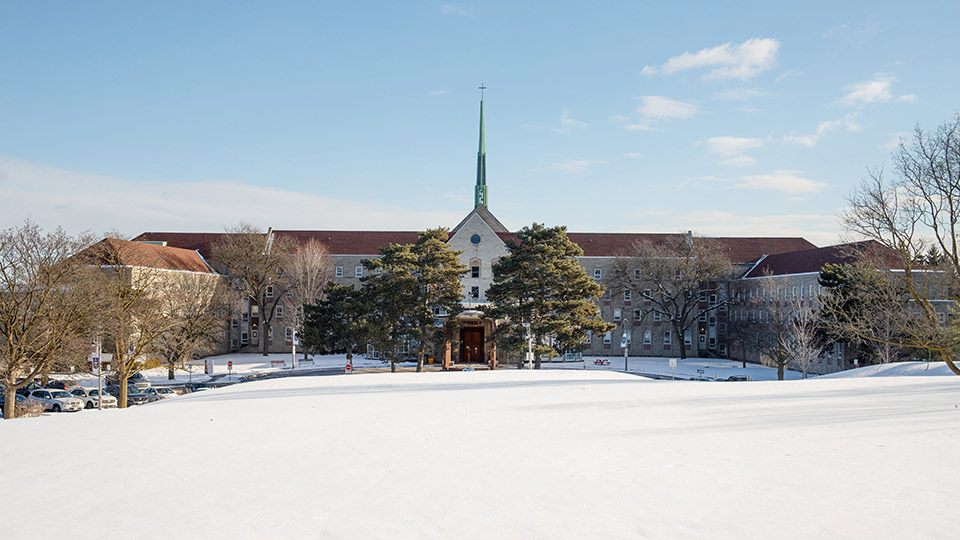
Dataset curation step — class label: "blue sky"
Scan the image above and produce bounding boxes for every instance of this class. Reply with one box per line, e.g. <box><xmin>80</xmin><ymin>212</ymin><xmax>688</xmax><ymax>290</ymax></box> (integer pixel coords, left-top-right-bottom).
<box><xmin>2</xmin><ymin>1</ymin><xmax>958</xmax><ymax>246</ymax></box>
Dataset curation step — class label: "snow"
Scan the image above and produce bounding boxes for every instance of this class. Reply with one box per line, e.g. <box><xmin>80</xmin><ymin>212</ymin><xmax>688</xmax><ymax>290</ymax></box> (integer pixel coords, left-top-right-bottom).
<box><xmin>561</xmin><ymin>355</ymin><xmax>802</xmax><ymax>381</ymax></box>
<box><xmin>2</xmin><ymin>369</ymin><xmax>958</xmax><ymax>539</ymax></box>
<box><xmin>819</xmin><ymin>360</ymin><xmax>958</xmax><ymax>378</ymax></box>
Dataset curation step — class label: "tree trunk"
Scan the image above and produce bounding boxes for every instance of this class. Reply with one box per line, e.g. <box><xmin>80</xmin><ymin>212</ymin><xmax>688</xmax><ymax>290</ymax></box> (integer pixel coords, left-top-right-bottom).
<box><xmin>119</xmin><ymin>378</ymin><xmax>129</xmax><ymax>408</ymax></box>
<box><xmin>261</xmin><ymin>322</ymin><xmax>270</xmax><ymax>356</ymax></box>
<box><xmin>391</xmin><ymin>359</ymin><xmax>397</xmax><ymax>373</ymax></box>
<box><xmin>168</xmin><ymin>363</ymin><xmax>175</xmax><ymax>380</ymax></box>
<box><xmin>3</xmin><ymin>383</ymin><xmax>15</xmax><ymax>420</ymax></box>
<box><xmin>777</xmin><ymin>363</ymin><xmax>785</xmax><ymax>381</ymax></box>
<box><xmin>416</xmin><ymin>351</ymin><xmax>424</xmax><ymax>373</ymax></box>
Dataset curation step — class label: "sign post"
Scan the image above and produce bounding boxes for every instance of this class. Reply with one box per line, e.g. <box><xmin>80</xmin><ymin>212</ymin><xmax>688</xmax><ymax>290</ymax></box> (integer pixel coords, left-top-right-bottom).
<box><xmin>669</xmin><ymin>357</ymin><xmax>677</xmax><ymax>380</ymax></box>
<box><xmin>620</xmin><ymin>332</ymin><xmax>629</xmax><ymax>371</ymax></box>
<box><xmin>228</xmin><ymin>360</ymin><xmax>233</xmax><ymax>380</ymax></box>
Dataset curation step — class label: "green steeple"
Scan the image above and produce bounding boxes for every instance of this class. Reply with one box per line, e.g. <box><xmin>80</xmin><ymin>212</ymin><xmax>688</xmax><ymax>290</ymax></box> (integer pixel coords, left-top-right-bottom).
<box><xmin>475</xmin><ymin>84</ymin><xmax>488</xmax><ymax>208</ymax></box>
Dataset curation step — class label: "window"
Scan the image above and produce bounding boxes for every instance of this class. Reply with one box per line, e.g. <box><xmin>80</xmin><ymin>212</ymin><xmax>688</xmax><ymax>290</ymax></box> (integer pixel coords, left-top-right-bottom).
<box><xmin>375</xmin><ymin>267</ymin><xmax>382</xmax><ymax>275</ymax></box>
<box><xmin>663</xmin><ymin>330</ymin><xmax>672</xmax><ymax>345</ymax></box>
<box><xmin>653</xmin><ymin>311</ymin><xmax>662</xmax><ymax>322</ymax></box>
<box><xmin>285</xmin><ymin>327</ymin><xmax>293</xmax><ymax>339</ymax></box>
<box><xmin>266</xmin><ymin>286</ymin><xmax>274</xmax><ymax>299</ymax></box>
<box><xmin>698</xmin><ymin>310</ymin><xmax>707</xmax><ymax>322</ymax></box>
<box><xmin>643</xmin><ymin>289</ymin><xmax>651</xmax><ymax>299</ymax></box>
<box><xmin>674</xmin><ymin>269</ymin><xmax>682</xmax><ymax>281</ymax></box>
<box><xmin>709</xmin><ymin>316</ymin><xmax>716</xmax><ymax>327</ymax></box>
<box><xmin>792</xmin><ymin>286</ymin><xmax>797</xmax><ymax>298</ymax></box>
<box><xmin>470</xmin><ymin>286</ymin><xmax>480</xmax><ymax>299</ymax></box>
<box><xmin>613</xmin><ymin>309</ymin><xmax>622</xmax><ymax>322</ymax></box>
<box><xmin>241</xmin><ymin>312</ymin><xmax>249</xmax><ymax>323</ymax></box>
<box><xmin>603</xmin><ymin>331</ymin><xmax>612</xmax><ymax>344</ymax></box>
<box><xmin>708</xmin><ymin>294</ymin><xmax>717</xmax><ymax>306</ymax></box>
<box><xmin>634</xmin><ymin>308</ymin><xmax>642</xmax><ymax>321</ymax></box>
<box><xmin>718</xmin><ymin>322</ymin><xmax>726</xmax><ymax>335</ymax></box>
<box><xmin>335</xmin><ymin>265</ymin><xmax>343</xmax><ymax>278</ymax></box>
<box><xmin>624</xmin><ymin>290</ymin><xmax>632</xmax><ymax>302</ymax></box>
<box><xmin>643</xmin><ymin>330</ymin><xmax>652</xmax><ymax>344</ymax></box>
<box><xmin>708</xmin><ymin>337</ymin><xmax>716</xmax><ymax>349</ymax></box>
<box><xmin>634</xmin><ymin>269</ymin><xmax>642</xmax><ymax>279</ymax></box>
<box><xmin>603</xmin><ymin>289</ymin><xmax>611</xmax><ymax>301</ymax></box>
<box><xmin>471</xmin><ymin>265</ymin><xmax>480</xmax><ymax>278</ymax></box>
<box><xmin>594</xmin><ymin>268</ymin><xmax>602</xmax><ymax>280</ymax></box>
<box><xmin>585</xmin><ymin>330</ymin><xmax>592</xmax><ymax>342</ymax></box>
<box><xmin>251</xmin><ymin>305</ymin><xmax>259</xmax><ymax>316</ymax></box>
<box><xmin>684</xmin><ymin>333</ymin><xmax>692</xmax><ymax>345</ymax></box>
<box><xmin>252</xmin><ymin>329</ymin><xmax>258</xmax><ymax>340</ymax></box>
<box><xmin>231</xmin><ymin>318</ymin><xmax>238</xmax><ymax>328</ymax></box>
<box><xmin>275</xmin><ymin>305</ymin><xmax>283</xmax><ymax>319</ymax></box>
<box><xmin>241</xmin><ymin>332</ymin><xmax>248</xmax><ymax>345</ymax></box>
<box><xmin>355</xmin><ymin>266</ymin><xmax>364</xmax><ymax>278</ymax></box>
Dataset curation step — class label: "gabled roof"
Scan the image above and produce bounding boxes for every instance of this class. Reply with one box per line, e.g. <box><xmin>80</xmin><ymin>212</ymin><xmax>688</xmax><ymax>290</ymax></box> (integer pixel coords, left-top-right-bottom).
<box><xmin>742</xmin><ymin>240</ymin><xmax>896</xmax><ymax>278</ymax></box>
<box><xmin>451</xmin><ymin>205</ymin><xmax>510</xmax><ymax>234</ymax></box>
<box><xmin>84</xmin><ymin>238</ymin><xmax>216</xmax><ymax>273</ymax></box>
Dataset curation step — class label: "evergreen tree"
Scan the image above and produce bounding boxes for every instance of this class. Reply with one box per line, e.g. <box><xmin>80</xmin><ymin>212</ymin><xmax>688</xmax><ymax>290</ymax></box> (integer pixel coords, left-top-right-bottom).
<box><xmin>362</xmin><ymin>243</ymin><xmax>419</xmax><ymax>372</ymax></box>
<box><xmin>301</xmin><ymin>283</ymin><xmax>369</xmax><ymax>363</ymax></box>
<box><xmin>485</xmin><ymin>223</ymin><xmax>614</xmax><ymax>368</ymax></box>
<box><xmin>409</xmin><ymin>229</ymin><xmax>466</xmax><ymax>372</ymax></box>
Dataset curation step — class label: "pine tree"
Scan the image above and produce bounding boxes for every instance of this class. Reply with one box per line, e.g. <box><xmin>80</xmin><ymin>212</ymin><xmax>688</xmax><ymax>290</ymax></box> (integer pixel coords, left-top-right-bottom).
<box><xmin>485</xmin><ymin>223</ymin><xmax>614</xmax><ymax>368</ymax></box>
<box><xmin>409</xmin><ymin>229</ymin><xmax>466</xmax><ymax>372</ymax></box>
<box><xmin>301</xmin><ymin>283</ymin><xmax>369</xmax><ymax>363</ymax></box>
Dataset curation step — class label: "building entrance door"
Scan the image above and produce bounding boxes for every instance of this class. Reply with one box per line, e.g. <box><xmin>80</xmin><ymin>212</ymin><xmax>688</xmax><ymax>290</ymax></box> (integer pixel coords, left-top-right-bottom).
<box><xmin>460</xmin><ymin>327</ymin><xmax>485</xmax><ymax>364</ymax></box>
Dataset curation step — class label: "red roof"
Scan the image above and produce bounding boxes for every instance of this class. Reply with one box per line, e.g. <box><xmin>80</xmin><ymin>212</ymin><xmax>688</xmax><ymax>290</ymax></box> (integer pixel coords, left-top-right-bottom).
<box><xmin>136</xmin><ymin>230</ymin><xmax>814</xmax><ymax>264</ymax></box>
<box><xmin>84</xmin><ymin>238</ymin><xmax>215</xmax><ymax>273</ymax></box>
<box><xmin>743</xmin><ymin>240</ymin><xmax>896</xmax><ymax>278</ymax></box>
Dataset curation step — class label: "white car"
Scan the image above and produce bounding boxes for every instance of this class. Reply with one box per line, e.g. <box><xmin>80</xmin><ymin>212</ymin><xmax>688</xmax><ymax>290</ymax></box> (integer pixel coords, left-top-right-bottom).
<box><xmin>143</xmin><ymin>387</ymin><xmax>178</xmax><ymax>402</ymax></box>
<box><xmin>69</xmin><ymin>387</ymin><xmax>118</xmax><ymax>409</ymax></box>
<box><xmin>27</xmin><ymin>389</ymin><xmax>84</xmax><ymax>413</ymax></box>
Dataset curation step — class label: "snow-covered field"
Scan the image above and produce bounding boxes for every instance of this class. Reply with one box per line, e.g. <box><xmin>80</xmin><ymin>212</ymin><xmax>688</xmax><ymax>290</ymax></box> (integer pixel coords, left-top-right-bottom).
<box><xmin>2</xmin><ymin>368</ymin><xmax>958</xmax><ymax>539</ymax></box>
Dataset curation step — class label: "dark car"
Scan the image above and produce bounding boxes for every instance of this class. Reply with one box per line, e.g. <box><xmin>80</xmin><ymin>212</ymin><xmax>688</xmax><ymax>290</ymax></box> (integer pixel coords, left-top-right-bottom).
<box><xmin>185</xmin><ymin>382</ymin><xmax>211</xmax><ymax>393</ymax></box>
<box><xmin>105</xmin><ymin>385</ymin><xmax>149</xmax><ymax>406</ymax></box>
<box><xmin>106</xmin><ymin>372</ymin><xmax>151</xmax><ymax>391</ymax></box>
<box><xmin>45</xmin><ymin>380</ymin><xmax>77</xmax><ymax>390</ymax></box>
<box><xmin>16</xmin><ymin>381</ymin><xmax>43</xmax><ymax>397</ymax></box>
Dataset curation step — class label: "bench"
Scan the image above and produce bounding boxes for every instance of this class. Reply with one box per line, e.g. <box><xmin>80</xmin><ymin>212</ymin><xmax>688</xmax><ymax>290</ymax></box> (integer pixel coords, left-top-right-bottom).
<box><xmin>270</xmin><ymin>360</ymin><xmax>285</xmax><ymax>368</ymax></box>
<box><xmin>594</xmin><ymin>358</ymin><xmax>610</xmax><ymax>366</ymax></box>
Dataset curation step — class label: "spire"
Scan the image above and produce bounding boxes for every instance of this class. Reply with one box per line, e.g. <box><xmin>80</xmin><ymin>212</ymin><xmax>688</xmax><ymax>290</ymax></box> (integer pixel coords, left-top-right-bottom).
<box><xmin>475</xmin><ymin>84</ymin><xmax>488</xmax><ymax>208</ymax></box>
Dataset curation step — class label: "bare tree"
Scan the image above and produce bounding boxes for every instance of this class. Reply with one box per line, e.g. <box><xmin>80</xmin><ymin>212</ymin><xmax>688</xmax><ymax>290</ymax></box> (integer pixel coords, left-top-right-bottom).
<box><xmin>210</xmin><ymin>224</ymin><xmax>296</xmax><ymax>356</ymax></box>
<box><xmin>87</xmin><ymin>238</ymin><xmax>172</xmax><ymax>408</ymax></box>
<box><xmin>153</xmin><ymin>272</ymin><xmax>236</xmax><ymax>379</ymax></box>
<box><xmin>0</xmin><ymin>222</ymin><xmax>94</xmax><ymax>420</ymax></box>
<box><xmin>738</xmin><ymin>274</ymin><xmax>798</xmax><ymax>380</ymax></box>
<box><xmin>784</xmin><ymin>308</ymin><xmax>826</xmax><ymax>379</ymax></box>
<box><xmin>609</xmin><ymin>234</ymin><xmax>733</xmax><ymax>359</ymax></box>
<box><xmin>843</xmin><ymin>114</ymin><xmax>960</xmax><ymax>375</ymax></box>
<box><xmin>287</xmin><ymin>239</ymin><xmax>333</xmax><ymax>361</ymax></box>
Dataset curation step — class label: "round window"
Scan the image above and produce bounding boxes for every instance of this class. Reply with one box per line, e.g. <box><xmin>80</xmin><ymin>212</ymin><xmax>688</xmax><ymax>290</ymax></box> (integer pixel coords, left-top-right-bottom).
<box><xmin>470</xmin><ymin>234</ymin><xmax>481</xmax><ymax>245</ymax></box>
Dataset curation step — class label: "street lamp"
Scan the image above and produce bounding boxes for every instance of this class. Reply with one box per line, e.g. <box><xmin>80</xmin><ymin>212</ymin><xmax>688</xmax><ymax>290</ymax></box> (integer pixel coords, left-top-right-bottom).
<box><xmin>523</xmin><ymin>321</ymin><xmax>533</xmax><ymax>370</ymax></box>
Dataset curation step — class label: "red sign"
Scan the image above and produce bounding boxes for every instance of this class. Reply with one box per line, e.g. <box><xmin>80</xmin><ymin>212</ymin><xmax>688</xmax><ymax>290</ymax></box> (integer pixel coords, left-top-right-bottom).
<box><xmin>345</xmin><ymin>363</ymin><xmax>352</xmax><ymax>373</ymax></box>
<box><xmin>228</xmin><ymin>361</ymin><xmax>233</xmax><ymax>368</ymax></box>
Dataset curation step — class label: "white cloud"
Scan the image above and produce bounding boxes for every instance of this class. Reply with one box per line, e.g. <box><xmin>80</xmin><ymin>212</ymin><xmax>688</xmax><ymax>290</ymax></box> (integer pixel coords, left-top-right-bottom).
<box><xmin>639</xmin><ymin>65</ymin><xmax>657</xmax><ymax>77</ymax></box>
<box><xmin>534</xmin><ymin>158</ymin><xmax>603</xmax><ymax>174</ymax></box>
<box><xmin>737</xmin><ymin>170</ymin><xmax>827</xmax><ymax>194</ymax></box>
<box><xmin>440</xmin><ymin>4</ymin><xmax>480</xmax><ymax>16</ymax></box>
<box><xmin>428</xmin><ymin>89</ymin><xmax>450</xmax><ymax>96</ymax></box>
<box><xmin>839</xmin><ymin>74</ymin><xmax>914</xmax><ymax>106</ymax></box>
<box><xmin>0</xmin><ymin>157</ymin><xmax>465</xmax><ymax>236</ymax></box>
<box><xmin>702</xmin><ymin>136</ymin><xmax>765</xmax><ymax>167</ymax></box>
<box><xmin>783</xmin><ymin>113</ymin><xmax>861</xmax><ymax>147</ymax></box>
<box><xmin>623</xmin><ymin>96</ymin><xmax>699</xmax><ymax>131</ymax></box>
<box><xmin>623</xmin><ymin>152</ymin><xmax>643</xmax><ymax>159</ymax></box>
<box><xmin>556</xmin><ymin>109</ymin><xmax>587</xmax><ymax>133</ymax></box>
<box><xmin>659</xmin><ymin>38</ymin><xmax>780</xmax><ymax>80</ymax></box>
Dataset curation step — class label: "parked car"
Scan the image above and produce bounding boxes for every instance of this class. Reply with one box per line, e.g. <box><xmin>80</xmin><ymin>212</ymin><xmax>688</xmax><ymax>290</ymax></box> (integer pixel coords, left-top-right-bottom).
<box><xmin>104</xmin><ymin>385</ymin><xmax>149</xmax><ymax>406</ymax></box>
<box><xmin>69</xmin><ymin>387</ymin><xmax>118</xmax><ymax>409</ymax></box>
<box><xmin>27</xmin><ymin>389</ymin><xmax>84</xmax><ymax>412</ymax></box>
<box><xmin>16</xmin><ymin>381</ymin><xmax>44</xmax><ymax>397</ymax></box>
<box><xmin>106</xmin><ymin>372</ymin><xmax>151</xmax><ymax>391</ymax></box>
<box><xmin>185</xmin><ymin>382</ymin><xmax>211</xmax><ymax>393</ymax></box>
<box><xmin>45</xmin><ymin>380</ymin><xmax>78</xmax><ymax>390</ymax></box>
<box><xmin>143</xmin><ymin>387</ymin><xmax>178</xmax><ymax>402</ymax></box>
<box><xmin>725</xmin><ymin>375</ymin><xmax>751</xmax><ymax>382</ymax></box>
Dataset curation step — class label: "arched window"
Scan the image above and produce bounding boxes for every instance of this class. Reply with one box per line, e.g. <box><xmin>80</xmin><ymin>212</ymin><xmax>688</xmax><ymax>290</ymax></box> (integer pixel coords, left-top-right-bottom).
<box><xmin>470</xmin><ymin>258</ymin><xmax>481</xmax><ymax>278</ymax></box>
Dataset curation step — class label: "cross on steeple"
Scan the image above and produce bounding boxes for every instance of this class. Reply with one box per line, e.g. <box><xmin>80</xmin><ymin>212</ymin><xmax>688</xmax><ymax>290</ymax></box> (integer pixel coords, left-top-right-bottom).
<box><xmin>479</xmin><ymin>83</ymin><xmax>486</xmax><ymax>100</ymax></box>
